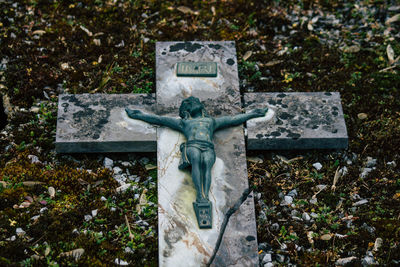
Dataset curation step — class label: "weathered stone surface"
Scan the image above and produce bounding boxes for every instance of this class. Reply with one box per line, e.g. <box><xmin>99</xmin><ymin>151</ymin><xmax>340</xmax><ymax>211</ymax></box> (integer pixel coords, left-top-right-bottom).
<box><xmin>56</xmin><ymin>94</ymin><xmax>157</xmax><ymax>153</ymax></box>
<box><xmin>244</xmin><ymin>92</ymin><xmax>348</xmax><ymax>150</ymax></box>
<box><xmin>156</xmin><ymin>41</ymin><xmax>258</xmax><ymax>266</ymax></box>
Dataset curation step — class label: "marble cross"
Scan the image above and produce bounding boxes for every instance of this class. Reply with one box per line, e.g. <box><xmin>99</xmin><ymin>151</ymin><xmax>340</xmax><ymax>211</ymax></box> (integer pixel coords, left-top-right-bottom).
<box><xmin>56</xmin><ymin>41</ymin><xmax>347</xmax><ymax>266</ymax></box>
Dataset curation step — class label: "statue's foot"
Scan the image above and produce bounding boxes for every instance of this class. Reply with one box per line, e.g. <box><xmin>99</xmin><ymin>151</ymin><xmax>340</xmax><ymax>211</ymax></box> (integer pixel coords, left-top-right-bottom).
<box><xmin>196</xmin><ymin>196</ymin><xmax>209</xmax><ymax>203</ymax></box>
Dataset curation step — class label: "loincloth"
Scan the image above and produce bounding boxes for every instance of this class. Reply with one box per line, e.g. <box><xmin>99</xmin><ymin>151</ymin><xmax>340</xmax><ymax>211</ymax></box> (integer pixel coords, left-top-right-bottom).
<box><xmin>178</xmin><ymin>140</ymin><xmax>214</xmax><ymax>170</ymax></box>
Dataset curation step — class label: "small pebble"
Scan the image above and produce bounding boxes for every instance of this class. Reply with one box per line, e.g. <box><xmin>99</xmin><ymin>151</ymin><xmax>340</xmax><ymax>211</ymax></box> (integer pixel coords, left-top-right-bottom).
<box><xmin>339</xmin><ymin>166</ymin><xmax>348</xmax><ymax>176</ymax></box>
<box><xmin>125</xmin><ymin>247</ymin><xmax>134</xmax><ymax>253</ymax></box>
<box><xmin>336</xmin><ymin>256</ymin><xmax>357</xmax><ymax>265</ymax></box>
<box><xmin>360</xmin><ymin>167</ymin><xmax>373</xmax><ymax>179</ymax></box>
<box><xmin>280</xmin><ymin>196</ymin><xmax>293</xmax><ymax>205</ymax></box>
<box><xmin>114</xmin><ymin>258</ymin><xmax>129</xmax><ymax>266</ymax></box>
<box><xmin>40</xmin><ymin>207</ymin><xmax>48</xmax><ymax>213</ymax></box>
<box><xmin>353</xmin><ymin>199</ymin><xmax>368</xmax><ymax>206</ymax></box>
<box><xmin>313</xmin><ymin>162</ymin><xmax>322</xmax><ymax>170</ymax></box>
<box><xmin>287</xmin><ymin>189</ymin><xmax>298</xmax><ymax>198</ymax></box>
<box><xmin>116</xmin><ymin>183</ymin><xmax>134</xmax><ymax>193</ymax></box>
<box><xmin>16</xmin><ymin>228</ymin><xmax>26</xmax><ymax>236</ymax></box>
<box><xmin>262</xmin><ymin>253</ymin><xmax>272</xmax><ymax>263</ymax></box>
<box><xmin>84</xmin><ymin>215</ymin><xmax>92</xmax><ymax>221</ymax></box>
<box><xmin>302</xmin><ymin>212</ymin><xmax>311</xmax><ymax>221</ymax></box>
<box><xmin>361</xmin><ymin>223</ymin><xmax>375</xmax><ymax>234</ymax></box>
<box><xmin>100</xmin><ymin>196</ymin><xmax>107</xmax><ymax>201</ymax></box>
<box><xmin>366</xmin><ymin>157</ymin><xmax>377</xmax><ymax>168</ymax></box>
<box><xmin>270</xmin><ymin>223</ymin><xmax>279</xmax><ymax>231</ymax></box>
<box><xmin>310</xmin><ymin>198</ymin><xmax>318</xmax><ymax>204</ymax></box>
<box><xmin>113</xmin><ymin>166</ymin><xmax>123</xmax><ymax>175</ymax></box>
<box><xmin>91</xmin><ymin>209</ymin><xmax>98</xmax><ymax>217</ymax></box>
<box><xmin>373</xmin><ymin>237</ymin><xmax>383</xmax><ymax>251</ymax></box>
<box><xmin>361</xmin><ymin>253</ymin><xmax>376</xmax><ymax>266</ymax></box>
<box><xmin>30</xmin><ymin>215</ymin><xmax>40</xmax><ymax>221</ymax></box>
<box><xmin>387</xmin><ymin>161</ymin><xmax>396</xmax><ymax>167</ymax></box>
<box><xmin>103</xmin><ymin>157</ymin><xmax>113</xmax><ymax>170</ymax></box>
<box><xmin>28</xmin><ymin>155</ymin><xmax>41</xmax><ymax>164</ymax></box>
<box><xmin>121</xmin><ymin>161</ymin><xmax>132</xmax><ymax>167</ymax></box>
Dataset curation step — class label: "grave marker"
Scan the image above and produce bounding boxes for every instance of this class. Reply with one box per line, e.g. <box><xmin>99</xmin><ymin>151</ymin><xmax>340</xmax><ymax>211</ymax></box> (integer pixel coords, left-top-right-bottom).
<box><xmin>55</xmin><ymin>41</ymin><xmax>348</xmax><ymax>266</ymax></box>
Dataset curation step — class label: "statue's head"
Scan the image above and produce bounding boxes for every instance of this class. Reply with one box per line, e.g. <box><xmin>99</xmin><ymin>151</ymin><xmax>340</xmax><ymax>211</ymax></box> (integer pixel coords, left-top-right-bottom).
<box><xmin>179</xmin><ymin>96</ymin><xmax>207</xmax><ymax>119</ymax></box>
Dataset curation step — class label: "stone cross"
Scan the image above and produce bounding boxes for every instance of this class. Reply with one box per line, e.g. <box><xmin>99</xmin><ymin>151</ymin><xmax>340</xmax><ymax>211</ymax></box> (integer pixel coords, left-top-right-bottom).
<box><xmin>56</xmin><ymin>41</ymin><xmax>347</xmax><ymax>266</ymax></box>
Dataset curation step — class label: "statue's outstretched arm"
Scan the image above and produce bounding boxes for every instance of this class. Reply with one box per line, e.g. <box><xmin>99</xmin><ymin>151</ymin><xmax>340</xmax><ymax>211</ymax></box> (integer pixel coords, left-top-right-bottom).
<box><xmin>214</xmin><ymin>107</ymin><xmax>268</xmax><ymax>131</ymax></box>
<box><xmin>125</xmin><ymin>108</ymin><xmax>182</xmax><ymax>132</ymax></box>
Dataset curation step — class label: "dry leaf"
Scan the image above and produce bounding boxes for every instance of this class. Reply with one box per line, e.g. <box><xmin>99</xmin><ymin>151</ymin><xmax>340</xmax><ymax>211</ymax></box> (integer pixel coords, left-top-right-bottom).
<box><xmin>320</xmin><ymin>233</ymin><xmax>332</xmax><ymax>241</ymax></box>
<box><xmin>387</xmin><ymin>44</ymin><xmax>395</xmax><ymax>63</ymax></box>
<box><xmin>61</xmin><ymin>63</ymin><xmax>70</xmax><ymax>70</ymax></box>
<box><xmin>32</xmin><ymin>30</ymin><xmax>46</xmax><ymax>35</ymax></box>
<box><xmin>373</xmin><ymin>237</ymin><xmax>383</xmax><ymax>252</ymax></box>
<box><xmin>307</xmin><ymin>231</ymin><xmax>314</xmax><ymax>244</ymax></box>
<box><xmin>79</xmin><ymin>25</ymin><xmax>93</xmax><ymax>36</ymax></box>
<box><xmin>357</xmin><ymin>113</ymin><xmax>368</xmax><ymax>120</ymax></box>
<box><xmin>243</xmin><ymin>51</ymin><xmax>253</xmax><ymax>61</ymax></box>
<box><xmin>48</xmin><ymin>186</ymin><xmax>56</xmax><ymax>198</ymax></box>
<box><xmin>386</xmin><ymin>14</ymin><xmax>400</xmax><ymax>25</ymax></box>
<box><xmin>59</xmin><ymin>248</ymin><xmax>85</xmax><ymax>261</ymax></box>
<box><xmin>31</xmin><ymin>255</ymin><xmax>44</xmax><ymax>261</ymax></box>
<box><xmin>211</xmin><ymin>6</ymin><xmax>216</xmax><ymax>16</ymax></box>
<box><xmin>287</xmin><ymin>156</ymin><xmax>303</xmax><ymax>163</ymax></box>
<box><xmin>22</xmin><ymin>181</ymin><xmax>44</xmax><ymax>187</ymax></box>
<box><xmin>247</xmin><ymin>156</ymin><xmax>263</xmax><ymax>164</ymax></box>
<box><xmin>343</xmin><ymin>45</ymin><xmax>360</xmax><ymax>53</ymax></box>
<box><xmin>145</xmin><ymin>164</ymin><xmax>157</xmax><ymax>170</ymax></box>
<box><xmin>177</xmin><ymin>6</ymin><xmax>199</xmax><ymax>15</ymax></box>
<box><xmin>44</xmin><ymin>246</ymin><xmax>51</xmax><ymax>257</ymax></box>
<box><xmin>0</xmin><ymin>181</ymin><xmax>8</xmax><ymax>187</ymax></box>
<box><xmin>136</xmin><ymin>189</ymin><xmax>148</xmax><ymax>215</ymax></box>
<box><xmin>263</xmin><ymin>60</ymin><xmax>284</xmax><ymax>67</ymax></box>
<box><xmin>93</xmin><ymin>39</ymin><xmax>101</xmax><ymax>46</ymax></box>
<box><xmin>331</xmin><ymin>166</ymin><xmax>341</xmax><ymax>191</ymax></box>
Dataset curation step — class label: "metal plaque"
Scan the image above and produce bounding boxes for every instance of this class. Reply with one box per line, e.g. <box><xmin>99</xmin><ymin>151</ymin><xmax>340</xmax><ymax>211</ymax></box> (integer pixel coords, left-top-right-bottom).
<box><xmin>176</xmin><ymin>62</ymin><xmax>217</xmax><ymax>77</ymax></box>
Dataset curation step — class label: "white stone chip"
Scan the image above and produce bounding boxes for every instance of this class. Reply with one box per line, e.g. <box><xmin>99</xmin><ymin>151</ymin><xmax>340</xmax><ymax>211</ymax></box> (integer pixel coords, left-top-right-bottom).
<box><xmin>336</xmin><ymin>256</ymin><xmax>357</xmax><ymax>266</ymax></box>
<box><xmin>262</xmin><ymin>253</ymin><xmax>272</xmax><ymax>263</ymax></box>
<box><xmin>103</xmin><ymin>157</ymin><xmax>113</xmax><ymax>169</ymax></box>
<box><xmin>113</xmin><ymin>166</ymin><xmax>123</xmax><ymax>175</ymax></box>
<box><xmin>16</xmin><ymin>228</ymin><xmax>26</xmax><ymax>236</ymax></box>
<box><xmin>91</xmin><ymin>209</ymin><xmax>98</xmax><ymax>217</ymax></box>
<box><xmin>313</xmin><ymin>162</ymin><xmax>322</xmax><ymax>170</ymax></box>
<box><xmin>114</xmin><ymin>259</ymin><xmax>129</xmax><ymax>266</ymax></box>
<box><xmin>280</xmin><ymin>195</ymin><xmax>293</xmax><ymax>205</ymax></box>
<box><xmin>353</xmin><ymin>199</ymin><xmax>368</xmax><ymax>206</ymax></box>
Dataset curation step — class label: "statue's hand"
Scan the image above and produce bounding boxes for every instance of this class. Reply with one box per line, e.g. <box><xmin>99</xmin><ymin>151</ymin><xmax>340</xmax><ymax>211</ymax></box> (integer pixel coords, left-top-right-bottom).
<box><xmin>125</xmin><ymin>108</ymin><xmax>142</xmax><ymax>118</ymax></box>
<box><xmin>251</xmin><ymin>107</ymin><xmax>268</xmax><ymax>117</ymax></box>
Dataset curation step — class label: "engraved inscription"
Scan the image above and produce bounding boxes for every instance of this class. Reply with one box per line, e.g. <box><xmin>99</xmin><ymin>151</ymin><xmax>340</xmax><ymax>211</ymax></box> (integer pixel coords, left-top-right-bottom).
<box><xmin>176</xmin><ymin>62</ymin><xmax>217</xmax><ymax>77</ymax></box>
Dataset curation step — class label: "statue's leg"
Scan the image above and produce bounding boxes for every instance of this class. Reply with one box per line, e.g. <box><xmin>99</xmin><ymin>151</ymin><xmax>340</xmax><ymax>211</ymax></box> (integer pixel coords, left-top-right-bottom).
<box><xmin>201</xmin><ymin>150</ymin><xmax>216</xmax><ymax>200</ymax></box>
<box><xmin>186</xmin><ymin>146</ymin><xmax>203</xmax><ymax>202</ymax></box>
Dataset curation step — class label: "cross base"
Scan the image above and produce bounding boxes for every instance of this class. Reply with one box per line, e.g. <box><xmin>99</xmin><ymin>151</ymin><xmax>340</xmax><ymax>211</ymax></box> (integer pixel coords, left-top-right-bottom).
<box><xmin>193</xmin><ymin>201</ymin><xmax>212</xmax><ymax>229</ymax></box>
